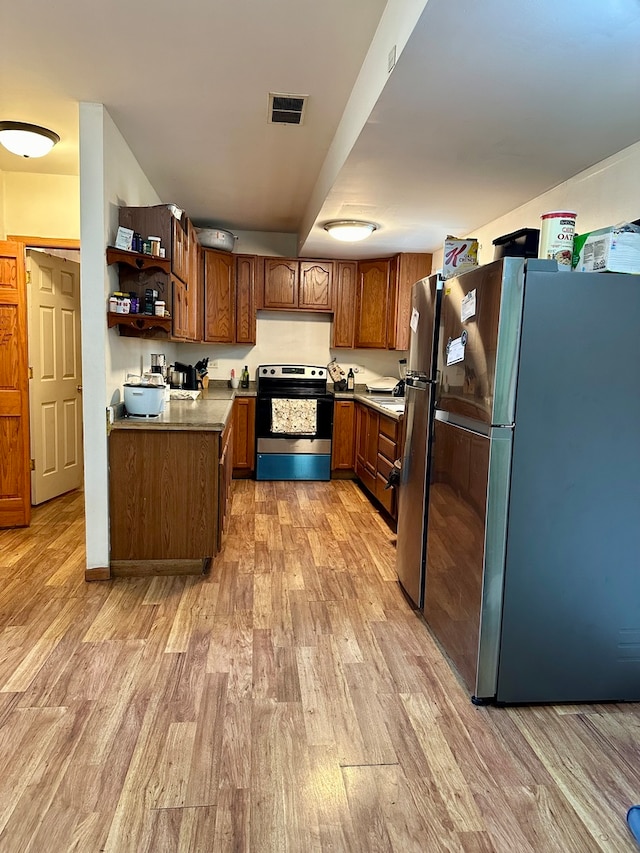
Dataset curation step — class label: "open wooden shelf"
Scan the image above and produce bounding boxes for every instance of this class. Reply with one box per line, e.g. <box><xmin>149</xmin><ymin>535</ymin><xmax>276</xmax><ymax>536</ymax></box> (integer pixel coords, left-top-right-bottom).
<box><xmin>107</xmin><ymin>312</ymin><xmax>172</xmax><ymax>338</ymax></box>
<box><xmin>106</xmin><ymin>246</ymin><xmax>170</xmax><ymax>273</ymax></box>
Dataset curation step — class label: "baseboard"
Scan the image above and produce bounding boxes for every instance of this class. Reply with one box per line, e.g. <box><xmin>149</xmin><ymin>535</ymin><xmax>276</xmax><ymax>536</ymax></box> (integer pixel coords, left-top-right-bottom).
<box><xmin>85</xmin><ymin>566</ymin><xmax>111</xmax><ymax>582</ymax></box>
<box><xmin>110</xmin><ymin>559</ymin><xmax>208</xmax><ymax>577</ymax></box>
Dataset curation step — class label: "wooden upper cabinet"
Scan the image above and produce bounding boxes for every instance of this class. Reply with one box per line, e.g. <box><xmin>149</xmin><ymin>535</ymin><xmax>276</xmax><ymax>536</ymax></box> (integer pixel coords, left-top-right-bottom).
<box><xmin>351</xmin><ymin>253</ymin><xmax>432</xmax><ymax>350</ymax></box>
<box><xmin>389</xmin><ymin>253</ymin><xmax>432</xmax><ymax>351</ymax></box>
<box><xmin>332</xmin><ymin>261</ymin><xmax>357</xmax><ymax>348</ymax></box>
<box><xmin>185</xmin><ymin>224</ymin><xmax>202</xmax><ymax>341</ymax></box>
<box><xmin>204</xmin><ymin>251</ymin><xmax>256</xmax><ymax>345</ymax></box>
<box><xmin>204</xmin><ymin>249</ymin><xmax>235</xmax><ymax>343</ymax></box>
<box><xmin>355</xmin><ymin>259</ymin><xmax>391</xmax><ymax>348</ymax></box>
<box><xmin>235</xmin><ymin>254</ymin><xmax>256</xmax><ymax>344</ymax></box>
<box><xmin>298</xmin><ymin>260</ymin><xmax>333</xmax><ymax>311</ymax></box>
<box><xmin>262</xmin><ymin>258</ymin><xmax>333</xmax><ymax>312</ymax></box>
<box><xmin>263</xmin><ymin>258</ymin><xmax>298</xmax><ymax>309</ymax></box>
<box><xmin>172</xmin><ymin>275</ymin><xmax>189</xmax><ymax>340</ymax></box>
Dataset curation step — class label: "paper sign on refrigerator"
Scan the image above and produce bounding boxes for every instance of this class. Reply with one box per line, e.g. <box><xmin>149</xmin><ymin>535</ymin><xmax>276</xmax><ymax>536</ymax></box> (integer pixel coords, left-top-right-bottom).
<box><xmin>447</xmin><ymin>336</ymin><xmax>465</xmax><ymax>365</ymax></box>
<box><xmin>461</xmin><ymin>289</ymin><xmax>476</xmax><ymax>323</ymax></box>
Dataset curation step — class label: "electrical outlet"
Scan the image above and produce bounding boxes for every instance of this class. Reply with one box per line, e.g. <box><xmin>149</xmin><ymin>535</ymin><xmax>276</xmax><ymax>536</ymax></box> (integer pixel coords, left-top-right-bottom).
<box><xmin>353</xmin><ymin>365</ymin><xmax>365</xmax><ymax>374</ymax></box>
<box><xmin>209</xmin><ymin>360</ymin><xmax>218</xmax><ymax>369</ymax></box>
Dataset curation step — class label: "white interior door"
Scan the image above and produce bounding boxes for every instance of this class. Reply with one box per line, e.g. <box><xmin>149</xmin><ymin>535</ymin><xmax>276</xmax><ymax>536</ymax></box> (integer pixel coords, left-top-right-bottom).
<box><xmin>27</xmin><ymin>250</ymin><xmax>83</xmax><ymax>505</ymax></box>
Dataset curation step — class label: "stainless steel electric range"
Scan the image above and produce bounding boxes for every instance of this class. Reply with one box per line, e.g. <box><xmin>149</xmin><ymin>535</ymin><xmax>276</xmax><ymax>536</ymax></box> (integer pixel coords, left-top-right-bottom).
<box><xmin>255</xmin><ymin>364</ymin><xmax>333</xmax><ymax>481</ymax></box>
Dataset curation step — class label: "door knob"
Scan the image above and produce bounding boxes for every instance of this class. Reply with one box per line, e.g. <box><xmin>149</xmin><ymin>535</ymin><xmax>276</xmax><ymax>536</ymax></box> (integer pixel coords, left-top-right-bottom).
<box><xmin>76</xmin><ymin>384</ymin><xmax>83</xmax><ymax>393</ymax></box>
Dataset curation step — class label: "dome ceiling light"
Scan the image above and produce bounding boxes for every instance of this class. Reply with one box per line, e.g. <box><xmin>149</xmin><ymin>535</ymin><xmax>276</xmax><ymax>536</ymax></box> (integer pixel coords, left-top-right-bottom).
<box><xmin>323</xmin><ymin>220</ymin><xmax>377</xmax><ymax>242</ymax></box>
<box><xmin>0</xmin><ymin>121</ymin><xmax>60</xmax><ymax>158</ymax></box>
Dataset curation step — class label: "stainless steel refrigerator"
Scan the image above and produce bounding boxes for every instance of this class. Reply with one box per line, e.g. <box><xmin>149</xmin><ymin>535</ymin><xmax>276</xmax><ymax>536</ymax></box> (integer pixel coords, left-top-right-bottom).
<box><xmin>396</xmin><ymin>274</ymin><xmax>442</xmax><ymax>608</ymax></box>
<box><xmin>423</xmin><ymin>257</ymin><xmax>640</xmax><ymax>704</ymax></box>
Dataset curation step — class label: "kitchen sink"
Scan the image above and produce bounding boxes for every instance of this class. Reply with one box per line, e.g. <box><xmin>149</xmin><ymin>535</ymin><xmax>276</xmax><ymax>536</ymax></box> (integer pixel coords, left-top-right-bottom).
<box><xmin>365</xmin><ymin>396</ymin><xmax>405</xmax><ymax>413</ymax></box>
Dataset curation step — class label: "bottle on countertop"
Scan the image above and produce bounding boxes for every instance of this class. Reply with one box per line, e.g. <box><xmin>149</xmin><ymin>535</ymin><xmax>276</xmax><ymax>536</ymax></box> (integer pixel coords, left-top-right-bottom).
<box><xmin>347</xmin><ymin>368</ymin><xmax>355</xmax><ymax>391</ymax></box>
<box><xmin>240</xmin><ymin>365</ymin><xmax>250</xmax><ymax>389</ymax></box>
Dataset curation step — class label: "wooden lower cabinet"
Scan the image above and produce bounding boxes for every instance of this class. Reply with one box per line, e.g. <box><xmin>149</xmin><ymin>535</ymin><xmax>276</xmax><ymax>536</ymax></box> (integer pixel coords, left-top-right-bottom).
<box><xmin>218</xmin><ymin>417</ymin><xmax>234</xmax><ymax>540</ymax></box>
<box><xmin>331</xmin><ymin>400</ymin><xmax>355</xmax><ymax>472</ymax></box>
<box><xmin>355</xmin><ymin>402</ymin><xmax>402</xmax><ymax>519</ymax></box>
<box><xmin>232</xmin><ymin>396</ymin><xmax>256</xmax><ymax>476</ymax></box>
<box><xmin>108</xmin><ymin>423</ymin><xmax>232</xmax><ymax>576</ymax></box>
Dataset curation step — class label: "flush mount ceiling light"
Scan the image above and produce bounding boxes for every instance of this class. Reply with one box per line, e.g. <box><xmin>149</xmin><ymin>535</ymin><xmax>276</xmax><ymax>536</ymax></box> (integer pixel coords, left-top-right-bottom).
<box><xmin>324</xmin><ymin>220</ymin><xmax>377</xmax><ymax>242</ymax></box>
<box><xmin>0</xmin><ymin>121</ymin><xmax>60</xmax><ymax>158</ymax></box>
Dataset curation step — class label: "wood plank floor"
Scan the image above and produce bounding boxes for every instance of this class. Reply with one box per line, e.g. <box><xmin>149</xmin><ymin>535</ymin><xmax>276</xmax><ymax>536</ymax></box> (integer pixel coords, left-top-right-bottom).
<box><xmin>0</xmin><ymin>481</ymin><xmax>638</xmax><ymax>852</ymax></box>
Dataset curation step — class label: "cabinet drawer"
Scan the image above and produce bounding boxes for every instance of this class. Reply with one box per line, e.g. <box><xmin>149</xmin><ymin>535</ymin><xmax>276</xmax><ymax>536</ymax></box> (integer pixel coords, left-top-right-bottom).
<box><xmin>378</xmin><ymin>433</ymin><xmax>398</xmax><ymax>463</ymax></box>
<box><xmin>376</xmin><ymin>453</ymin><xmax>394</xmax><ymax>481</ymax></box>
<box><xmin>375</xmin><ymin>472</ymin><xmax>395</xmax><ymax>515</ymax></box>
<box><xmin>379</xmin><ymin>415</ymin><xmax>399</xmax><ymax>441</ymax></box>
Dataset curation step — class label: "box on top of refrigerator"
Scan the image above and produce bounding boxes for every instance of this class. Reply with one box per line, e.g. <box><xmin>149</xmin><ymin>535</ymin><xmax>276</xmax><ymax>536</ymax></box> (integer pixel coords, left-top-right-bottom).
<box><xmin>443</xmin><ymin>236</ymin><xmax>479</xmax><ymax>279</ymax></box>
<box><xmin>572</xmin><ymin>224</ymin><xmax>640</xmax><ymax>274</ymax></box>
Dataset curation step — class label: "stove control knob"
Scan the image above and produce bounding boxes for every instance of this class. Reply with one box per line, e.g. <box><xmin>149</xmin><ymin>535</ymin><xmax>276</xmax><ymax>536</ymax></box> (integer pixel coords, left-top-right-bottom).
<box><xmin>311</xmin><ymin>370</ymin><xmax>316</xmax><ymax>375</ymax></box>
<box><xmin>270</xmin><ymin>369</ymin><xmax>275</xmax><ymax>374</ymax></box>
<box><xmin>262</xmin><ymin>368</ymin><xmax>267</xmax><ymax>374</ymax></box>
<box><xmin>318</xmin><ymin>369</ymin><xmax>324</xmax><ymax>376</ymax></box>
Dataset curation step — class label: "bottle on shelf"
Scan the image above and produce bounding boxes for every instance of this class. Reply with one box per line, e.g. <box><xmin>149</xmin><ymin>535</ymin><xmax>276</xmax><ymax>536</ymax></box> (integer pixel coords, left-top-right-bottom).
<box><xmin>347</xmin><ymin>367</ymin><xmax>355</xmax><ymax>391</ymax></box>
<box><xmin>240</xmin><ymin>365</ymin><xmax>250</xmax><ymax>389</ymax></box>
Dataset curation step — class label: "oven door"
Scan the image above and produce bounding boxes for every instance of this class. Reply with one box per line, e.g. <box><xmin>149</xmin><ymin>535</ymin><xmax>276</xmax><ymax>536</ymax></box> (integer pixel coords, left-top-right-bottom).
<box><xmin>255</xmin><ymin>394</ymin><xmax>334</xmax><ymax>480</ymax></box>
<box><xmin>256</xmin><ymin>394</ymin><xmax>333</xmax><ymax>442</ymax></box>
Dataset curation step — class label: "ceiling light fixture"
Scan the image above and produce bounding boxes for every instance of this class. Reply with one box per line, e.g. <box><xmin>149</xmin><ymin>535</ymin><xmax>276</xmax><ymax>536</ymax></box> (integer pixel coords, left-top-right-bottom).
<box><xmin>324</xmin><ymin>220</ymin><xmax>377</xmax><ymax>242</ymax></box>
<box><xmin>0</xmin><ymin>121</ymin><xmax>60</xmax><ymax>158</ymax></box>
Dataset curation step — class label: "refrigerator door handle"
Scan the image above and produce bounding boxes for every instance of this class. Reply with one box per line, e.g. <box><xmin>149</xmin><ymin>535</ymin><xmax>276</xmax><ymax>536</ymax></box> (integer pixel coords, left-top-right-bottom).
<box><xmin>406</xmin><ymin>371</ymin><xmax>430</xmax><ymax>390</ymax></box>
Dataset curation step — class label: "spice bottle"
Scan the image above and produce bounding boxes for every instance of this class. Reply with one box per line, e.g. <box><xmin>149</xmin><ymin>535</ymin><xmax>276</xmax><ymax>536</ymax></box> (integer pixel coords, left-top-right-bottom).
<box><xmin>241</xmin><ymin>365</ymin><xmax>250</xmax><ymax>389</ymax></box>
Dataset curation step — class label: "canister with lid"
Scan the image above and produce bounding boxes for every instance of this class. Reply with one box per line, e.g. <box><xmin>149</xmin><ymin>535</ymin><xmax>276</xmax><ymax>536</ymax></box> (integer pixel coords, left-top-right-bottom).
<box><xmin>538</xmin><ymin>211</ymin><xmax>577</xmax><ymax>268</ymax></box>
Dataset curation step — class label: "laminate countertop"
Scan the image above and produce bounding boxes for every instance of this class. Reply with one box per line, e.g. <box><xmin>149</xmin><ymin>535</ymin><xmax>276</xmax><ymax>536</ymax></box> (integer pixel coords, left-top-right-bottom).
<box><xmin>111</xmin><ymin>383</ymin><xmax>256</xmax><ymax>432</ymax></box>
<box><xmin>332</xmin><ymin>386</ymin><xmax>405</xmax><ymax>421</ymax></box>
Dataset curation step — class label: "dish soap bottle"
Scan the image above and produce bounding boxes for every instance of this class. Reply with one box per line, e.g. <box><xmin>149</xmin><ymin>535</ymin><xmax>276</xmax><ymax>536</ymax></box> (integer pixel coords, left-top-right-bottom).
<box><xmin>347</xmin><ymin>367</ymin><xmax>355</xmax><ymax>391</ymax></box>
<box><xmin>241</xmin><ymin>365</ymin><xmax>250</xmax><ymax>389</ymax></box>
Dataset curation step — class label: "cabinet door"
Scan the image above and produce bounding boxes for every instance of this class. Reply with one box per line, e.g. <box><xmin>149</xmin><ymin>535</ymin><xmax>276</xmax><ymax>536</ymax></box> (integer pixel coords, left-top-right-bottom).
<box><xmin>204</xmin><ymin>249</ymin><xmax>235</xmax><ymax>343</ymax></box>
<box><xmin>331</xmin><ymin>400</ymin><xmax>355</xmax><ymax>471</ymax></box>
<box><xmin>355</xmin><ymin>259</ymin><xmax>391</xmax><ymax>348</ymax></box>
<box><xmin>263</xmin><ymin>258</ymin><xmax>298</xmax><ymax>308</ymax></box>
<box><xmin>218</xmin><ymin>420</ymin><xmax>234</xmax><ymax>549</ymax></box>
<box><xmin>172</xmin><ymin>276</ymin><xmax>188</xmax><ymax>339</ymax></box>
<box><xmin>171</xmin><ymin>218</ymin><xmax>189</xmax><ymax>282</ymax></box>
<box><xmin>235</xmin><ymin>255</ymin><xmax>256</xmax><ymax>344</ymax></box>
<box><xmin>389</xmin><ymin>253</ymin><xmax>432</xmax><ymax>351</ymax></box>
<box><xmin>232</xmin><ymin>396</ymin><xmax>256</xmax><ymax>475</ymax></box>
<box><xmin>332</xmin><ymin>261</ymin><xmax>357</xmax><ymax>348</ymax></box>
<box><xmin>355</xmin><ymin>404</ymin><xmax>377</xmax><ymax>494</ymax></box>
<box><xmin>185</xmin><ymin>230</ymin><xmax>202</xmax><ymax>341</ymax></box>
<box><xmin>298</xmin><ymin>260</ymin><xmax>333</xmax><ymax>311</ymax></box>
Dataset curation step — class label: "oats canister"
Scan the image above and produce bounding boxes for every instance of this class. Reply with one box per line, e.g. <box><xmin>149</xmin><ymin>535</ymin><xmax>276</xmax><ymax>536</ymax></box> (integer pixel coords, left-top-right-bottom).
<box><xmin>538</xmin><ymin>211</ymin><xmax>577</xmax><ymax>268</ymax></box>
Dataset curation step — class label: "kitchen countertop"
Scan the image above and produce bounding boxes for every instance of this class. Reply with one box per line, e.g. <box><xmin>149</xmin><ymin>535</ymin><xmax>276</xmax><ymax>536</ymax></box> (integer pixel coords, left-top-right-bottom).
<box><xmin>111</xmin><ymin>380</ymin><xmax>404</xmax><ymax>430</ymax></box>
<box><xmin>111</xmin><ymin>382</ymin><xmax>256</xmax><ymax>432</ymax></box>
<box><xmin>332</xmin><ymin>385</ymin><xmax>405</xmax><ymax>420</ymax></box>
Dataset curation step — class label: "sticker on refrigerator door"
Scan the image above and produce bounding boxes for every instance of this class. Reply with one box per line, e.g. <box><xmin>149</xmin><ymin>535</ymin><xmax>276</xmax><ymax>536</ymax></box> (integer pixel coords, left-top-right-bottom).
<box><xmin>446</xmin><ymin>335</ymin><xmax>465</xmax><ymax>365</ymax></box>
<box><xmin>461</xmin><ymin>289</ymin><xmax>476</xmax><ymax>323</ymax></box>
<box><xmin>410</xmin><ymin>308</ymin><xmax>419</xmax><ymax>333</ymax></box>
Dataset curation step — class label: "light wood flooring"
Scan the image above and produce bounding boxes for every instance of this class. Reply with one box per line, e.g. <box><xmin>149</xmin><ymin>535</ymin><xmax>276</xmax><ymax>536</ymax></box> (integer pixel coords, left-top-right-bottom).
<box><xmin>0</xmin><ymin>480</ymin><xmax>639</xmax><ymax>852</ymax></box>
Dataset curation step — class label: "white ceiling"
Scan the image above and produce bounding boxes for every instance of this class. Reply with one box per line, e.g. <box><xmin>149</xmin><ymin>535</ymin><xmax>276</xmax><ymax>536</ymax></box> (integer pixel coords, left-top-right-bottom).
<box><xmin>3</xmin><ymin>0</ymin><xmax>640</xmax><ymax>260</ymax></box>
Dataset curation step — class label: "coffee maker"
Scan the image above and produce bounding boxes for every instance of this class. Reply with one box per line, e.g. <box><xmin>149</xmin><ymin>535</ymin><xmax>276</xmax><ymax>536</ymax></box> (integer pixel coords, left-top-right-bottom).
<box><xmin>173</xmin><ymin>361</ymin><xmax>199</xmax><ymax>391</ymax></box>
<box><xmin>150</xmin><ymin>353</ymin><xmax>167</xmax><ymax>383</ymax></box>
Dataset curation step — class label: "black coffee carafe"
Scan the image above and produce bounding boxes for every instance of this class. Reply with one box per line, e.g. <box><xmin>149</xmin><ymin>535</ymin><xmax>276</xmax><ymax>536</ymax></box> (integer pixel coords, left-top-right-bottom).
<box><xmin>173</xmin><ymin>361</ymin><xmax>198</xmax><ymax>390</ymax></box>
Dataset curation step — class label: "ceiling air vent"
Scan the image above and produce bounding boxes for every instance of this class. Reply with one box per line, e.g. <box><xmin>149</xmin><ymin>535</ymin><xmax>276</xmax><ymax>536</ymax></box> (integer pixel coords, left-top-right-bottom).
<box><xmin>268</xmin><ymin>93</ymin><xmax>307</xmax><ymax>126</ymax></box>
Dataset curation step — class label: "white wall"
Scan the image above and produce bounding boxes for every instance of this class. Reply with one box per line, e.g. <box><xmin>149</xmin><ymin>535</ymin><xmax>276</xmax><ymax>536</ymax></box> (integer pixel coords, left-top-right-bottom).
<box><xmin>432</xmin><ymin>138</ymin><xmax>640</xmax><ymax>270</ymax></box>
<box><xmin>180</xmin><ymin>311</ymin><xmax>404</xmax><ymax>387</ymax></box>
<box><xmin>79</xmin><ymin>103</ymin><xmax>163</xmax><ymax>570</ymax></box>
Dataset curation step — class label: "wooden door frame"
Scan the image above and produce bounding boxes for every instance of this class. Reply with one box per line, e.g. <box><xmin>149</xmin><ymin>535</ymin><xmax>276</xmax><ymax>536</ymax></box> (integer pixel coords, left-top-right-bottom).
<box><xmin>5</xmin><ymin>236</ymin><xmax>82</xmax><ymax>528</ymax></box>
<box><xmin>8</xmin><ymin>236</ymin><xmax>80</xmax><ymax>251</ymax></box>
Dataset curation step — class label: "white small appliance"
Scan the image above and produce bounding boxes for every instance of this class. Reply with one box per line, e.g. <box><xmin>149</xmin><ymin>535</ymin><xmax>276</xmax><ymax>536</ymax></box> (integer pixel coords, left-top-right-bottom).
<box><xmin>124</xmin><ymin>384</ymin><xmax>165</xmax><ymax>417</ymax></box>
